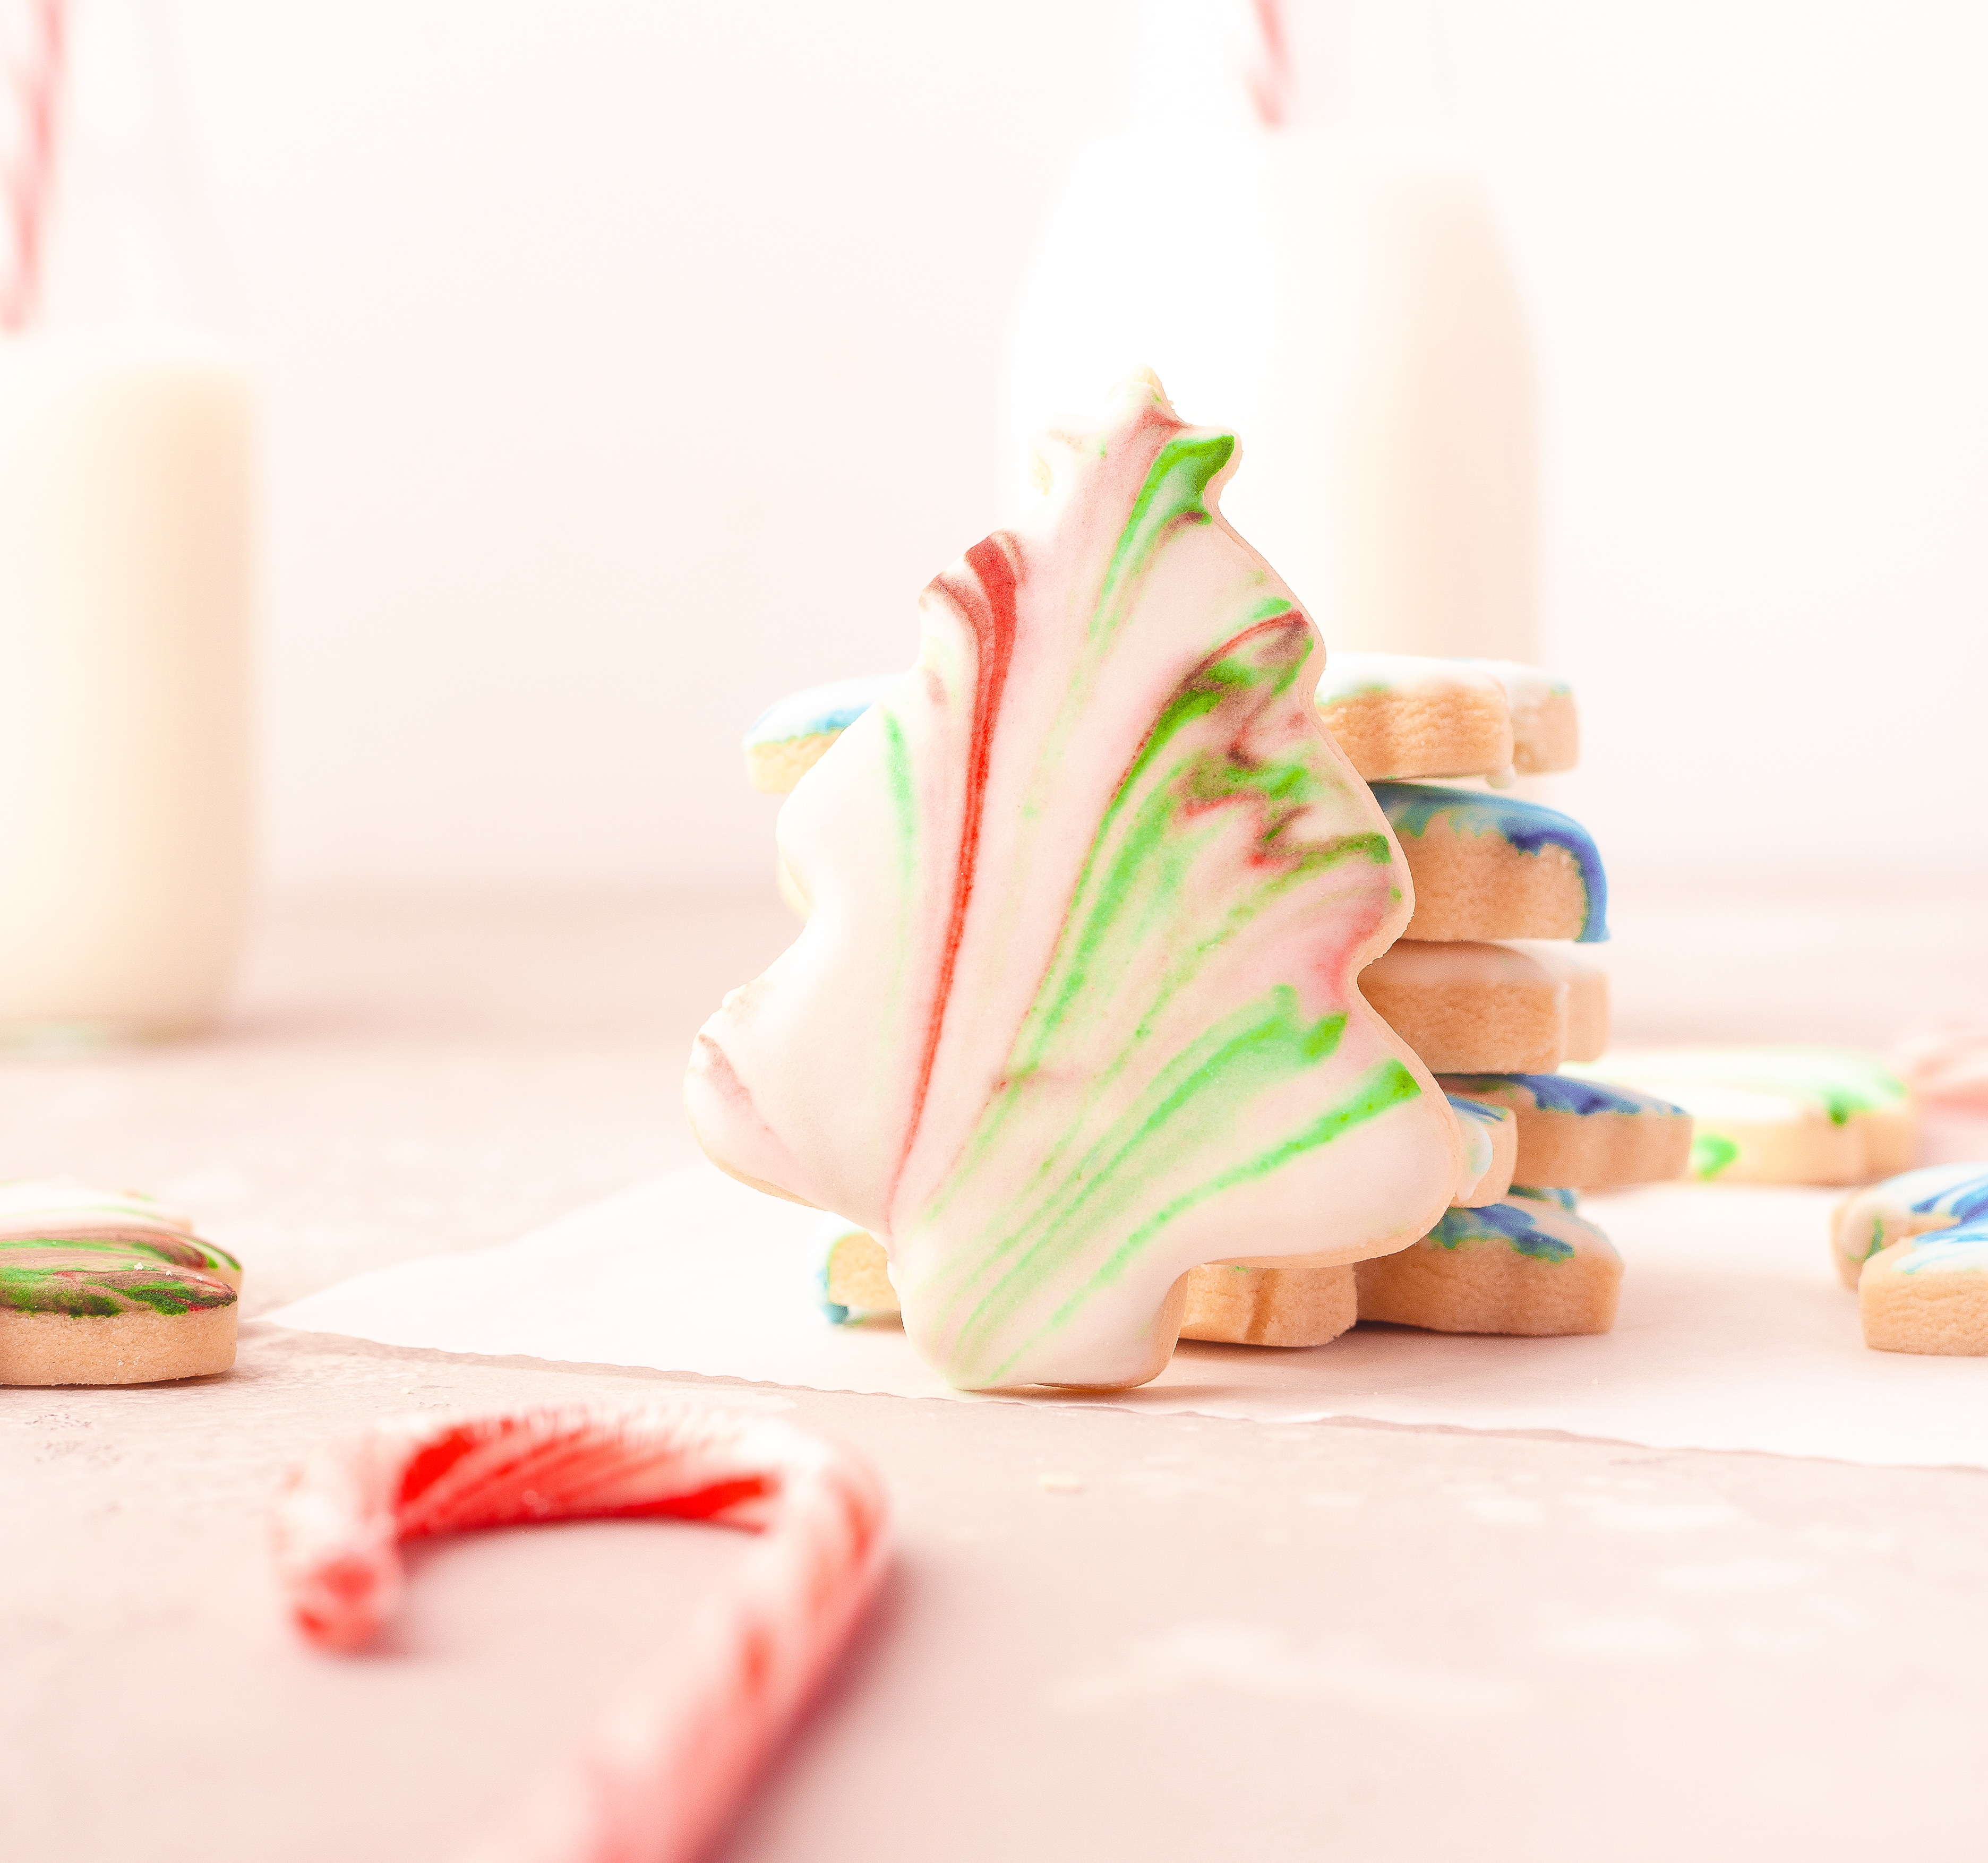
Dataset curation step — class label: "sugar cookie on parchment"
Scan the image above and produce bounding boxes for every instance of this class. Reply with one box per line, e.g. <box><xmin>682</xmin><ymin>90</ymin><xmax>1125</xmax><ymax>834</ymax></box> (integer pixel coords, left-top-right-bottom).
<box><xmin>1830</xmin><ymin>1164</ymin><xmax>1988</xmax><ymax>1290</ymax></box>
<box><xmin>1860</xmin><ymin>1229</ymin><xmax>1988</xmax><ymax>1356</ymax></box>
<box><xmin>1438</xmin><ymin>1073</ymin><xmax>1692</xmax><ymax>1191</ymax></box>
<box><xmin>1564</xmin><ymin>1046</ymin><xmax>1914</xmax><ymax>1187</ymax></box>
<box><xmin>1354</xmin><ymin>1189</ymin><xmax>1622</xmax><ymax>1337</ymax></box>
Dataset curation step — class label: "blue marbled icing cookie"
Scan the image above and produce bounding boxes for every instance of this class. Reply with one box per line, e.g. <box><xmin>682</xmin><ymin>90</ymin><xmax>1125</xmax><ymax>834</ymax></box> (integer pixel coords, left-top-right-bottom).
<box><xmin>746</xmin><ymin>674</ymin><xmax>898</xmax><ymax>752</ymax></box>
<box><xmin>1438</xmin><ymin>1073</ymin><xmax>1683</xmax><ymax>1119</ymax></box>
<box><xmin>1355</xmin><ymin>1188</ymin><xmax>1623</xmax><ymax>1335</ymax></box>
<box><xmin>1437</xmin><ymin>1072</ymin><xmax>1692</xmax><ymax>1191</ymax></box>
<box><xmin>1830</xmin><ymin>1163</ymin><xmax>1988</xmax><ymax>1288</ymax></box>
<box><xmin>1444</xmin><ymin>1092</ymin><xmax>1516</xmax><ymax>1207</ymax></box>
<box><xmin>1372</xmin><ymin>780</ymin><xmax>1608</xmax><ymax>943</ymax></box>
<box><xmin>743</xmin><ymin>674</ymin><xmax>898</xmax><ymax>792</ymax></box>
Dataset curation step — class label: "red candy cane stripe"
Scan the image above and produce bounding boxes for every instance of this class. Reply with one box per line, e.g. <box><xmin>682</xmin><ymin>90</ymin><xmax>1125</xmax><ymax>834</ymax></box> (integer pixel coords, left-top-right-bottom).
<box><xmin>273</xmin><ymin>1403</ymin><xmax>892</xmax><ymax>1863</ymax></box>
<box><xmin>1243</xmin><ymin>0</ymin><xmax>1293</xmax><ymax>131</ymax></box>
<box><xmin>1</xmin><ymin>0</ymin><xmax>67</xmax><ymax>331</ymax></box>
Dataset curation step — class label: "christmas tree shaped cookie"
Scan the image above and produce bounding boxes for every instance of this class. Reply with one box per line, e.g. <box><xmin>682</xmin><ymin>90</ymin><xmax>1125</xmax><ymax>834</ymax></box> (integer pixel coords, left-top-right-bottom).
<box><xmin>687</xmin><ymin>375</ymin><xmax>1463</xmax><ymax>1389</ymax></box>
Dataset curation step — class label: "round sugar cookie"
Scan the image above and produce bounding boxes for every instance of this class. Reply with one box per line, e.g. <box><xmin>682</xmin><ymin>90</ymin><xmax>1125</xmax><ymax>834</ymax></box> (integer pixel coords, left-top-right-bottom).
<box><xmin>1</xmin><ymin>1235</ymin><xmax>238</xmax><ymax>1385</ymax></box>
<box><xmin>745</xmin><ymin>675</ymin><xmax>896</xmax><ymax>796</ymax></box>
<box><xmin>0</xmin><ymin>1180</ymin><xmax>225</xmax><ymax>1255</ymax></box>
<box><xmin>1501</xmin><ymin>940</ymin><xmax>1608</xmax><ymax>1063</ymax></box>
<box><xmin>1563</xmin><ymin>1046</ymin><xmax>1914</xmax><ymax>1187</ymax></box>
<box><xmin>1315</xmin><ymin>656</ymin><xmax>1511</xmax><ymax>783</ymax></box>
<box><xmin>1450</xmin><ymin>1093</ymin><xmax>1519</xmax><ymax>1207</ymax></box>
<box><xmin>1860</xmin><ymin>1228</ymin><xmax>1988</xmax><ymax>1356</ymax></box>
<box><xmin>0</xmin><ymin>1181</ymin><xmax>240</xmax><ymax>1385</ymax></box>
<box><xmin>1438</xmin><ymin>1072</ymin><xmax>1692</xmax><ymax>1190</ymax></box>
<box><xmin>817</xmin><ymin>1218</ymin><xmax>898</xmax><ymax>1323</ymax></box>
<box><xmin>1459</xmin><ymin>660</ymin><xmax>1580</xmax><ymax>776</ymax></box>
<box><xmin>1372</xmin><ymin>782</ymin><xmax>1607</xmax><ymax>945</ymax></box>
<box><xmin>1317</xmin><ymin>654</ymin><xmax>1579</xmax><ymax>784</ymax></box>
<box><xmin>1180</xmin><ymin>1258</ymin><xmax>1356</xmax><ymax>1347</ymax></box>
<box><xmin>1362</xmin><ymin>938</ymin><xmax>1606</xmax><ymax>1075</ymax></box>
<box><xmin>1354</xmin><ymin>1189</ymin><xmax>1622</xmax><ymax>1336</ymax></box>
<box><xmin>1830</xmin><ymin>1164</ymin><xmax>1988</xmax><ymax>1290</ymax></box>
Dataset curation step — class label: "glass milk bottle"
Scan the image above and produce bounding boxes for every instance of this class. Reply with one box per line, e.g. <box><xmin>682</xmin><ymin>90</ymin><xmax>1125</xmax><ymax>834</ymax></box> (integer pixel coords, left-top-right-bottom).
<box><xmin>0</xmin><ymin>0</ymin><xmax>253</xmax><ymax>1041</ymax></box>
<box><xmin>1002</xmin><ymin>0</ymin><xmax>1538</xmax><ymax>661</ymax></box>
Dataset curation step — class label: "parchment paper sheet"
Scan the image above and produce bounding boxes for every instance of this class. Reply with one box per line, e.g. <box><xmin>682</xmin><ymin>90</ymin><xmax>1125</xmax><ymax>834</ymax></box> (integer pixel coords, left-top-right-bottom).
<box><xmin>268</xmin><ymin>1163</ymin><xmax>1984</xmax><ymax>1468</ymax></box>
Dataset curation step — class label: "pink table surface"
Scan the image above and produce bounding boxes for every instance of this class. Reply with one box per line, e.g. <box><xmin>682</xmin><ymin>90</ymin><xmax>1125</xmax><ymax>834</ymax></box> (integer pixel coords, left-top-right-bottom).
<box><xmin>5</xmin><ymin>893</ymin><xmax>1988</xmax><ymax>1863</ymax></box>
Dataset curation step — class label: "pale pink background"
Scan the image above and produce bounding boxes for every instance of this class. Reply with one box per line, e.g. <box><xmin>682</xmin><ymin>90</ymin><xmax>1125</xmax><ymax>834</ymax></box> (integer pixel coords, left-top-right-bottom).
<box><xmin>70</xmin><ymin>0</ymin><xmax>1988</xmax><ymax>906</ymax></box>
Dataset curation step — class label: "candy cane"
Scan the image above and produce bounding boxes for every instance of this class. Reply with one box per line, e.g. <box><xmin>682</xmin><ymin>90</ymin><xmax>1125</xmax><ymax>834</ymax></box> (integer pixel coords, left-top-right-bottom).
<box><xmin>1</xmin><ymin>0</ymin><xmax>67</xmax><ymax>331</ymax></box>
<box><xmin>273</xmin><ymin>1402</ymin><xmax>892</xmax><ymax>1863</ymax></box>
<box><xmin>1242</xmin><ymin>0</ymin><xmax>1293</xmax><ymax>131</ymax></box>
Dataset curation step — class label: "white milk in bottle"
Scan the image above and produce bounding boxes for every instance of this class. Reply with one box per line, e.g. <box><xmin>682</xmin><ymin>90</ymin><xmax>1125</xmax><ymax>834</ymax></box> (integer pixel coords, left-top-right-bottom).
<box><xmin>1002</xmin><ymin>0</ymin><xmax>1538</xmax><ymax>660</ymax></box>
<box><xmin>0</xmin><ymin>0</ymin><xmax>253</xmax><ymax>1038</ymax></box>
<box><xmin>0</xmin><ymin>342</ymin><xmax>251</xmax><ymax>1035</ymax></box>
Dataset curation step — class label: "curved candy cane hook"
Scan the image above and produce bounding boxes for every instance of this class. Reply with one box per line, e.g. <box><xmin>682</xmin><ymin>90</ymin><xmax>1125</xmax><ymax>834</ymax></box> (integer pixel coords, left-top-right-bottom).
<box><xmin>273</xmin><ymin>1402</ymin><xmax>892</xmax><ymax>1863</ymax></box>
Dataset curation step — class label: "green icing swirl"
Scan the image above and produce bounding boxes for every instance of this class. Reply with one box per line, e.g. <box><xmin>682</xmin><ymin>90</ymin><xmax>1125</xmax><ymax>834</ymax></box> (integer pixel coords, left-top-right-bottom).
<box><xmin>0</xmin><ymin>1265</ymin><xmax>235</xmax><ymax>1318</ymax></box>
<box><xmin>916</xmin><ymin>600</ymin><xmax>1413</xmax><ymax>1383</ymax></box>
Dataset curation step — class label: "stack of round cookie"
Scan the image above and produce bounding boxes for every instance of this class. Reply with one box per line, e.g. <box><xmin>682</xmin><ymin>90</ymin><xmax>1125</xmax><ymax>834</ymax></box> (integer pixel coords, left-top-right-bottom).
<box><xmin>749</xmin><ymin>653</ymin><xmax>1691</xmax><ymax>1354</ymax></box>
<box><xmin>1177</xmin><ymin>655</ymin><xmax>1691</xmax><ymax>1346</ymax></box>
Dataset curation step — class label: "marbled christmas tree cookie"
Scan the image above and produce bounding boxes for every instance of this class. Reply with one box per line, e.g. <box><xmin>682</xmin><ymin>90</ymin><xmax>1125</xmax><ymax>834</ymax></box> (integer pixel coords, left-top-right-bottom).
<box><xmin>691</xmin><ymin>375</ymin><xmax>1467</xmax><ymax>1390</ymax></box>
<box><xmin>815</xmin><ymin>1091</ymin><xmax>1517</xmax><ymax>1350</ymax></box>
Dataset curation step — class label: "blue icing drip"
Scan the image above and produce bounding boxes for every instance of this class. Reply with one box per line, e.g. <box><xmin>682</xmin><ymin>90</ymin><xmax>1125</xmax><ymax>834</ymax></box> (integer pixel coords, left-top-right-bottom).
<box><xmin>1428</xmin><ymin>1199</ymin><xmax>1576</xmax><ymax>1263</ymax></box>
<box><xmin>1897</xmin><ymin>1218</ymin><xmax>1988</xmax><ymax>1274</ymax></box>
<box><xmin>1444</xmin><ymin>1093</ymin><xmax>1507</xmax><ymax>1128</ymax></box>
<box><xmin>1513</xmin><ymin>1186</ymin><xmax>1580</xmax><ymax>1210</ymax></box>
<box><xmin>1910</xmin><ymin>1171</ymin><xmax>1988</xmax><ymax>1225</ymax></box>
<box><xmin>1441</xmin><ymin>1073</ymin><xmax>1684</xmax><ymax>1118</ymax></box>
<box><xmin>1372</xmin><ymin>780</ymin><xmax>1609</xmax><ymax>942</ymax></box>
<box><xmin>745</xmin><ymin>673</ymin><xmax>896</xmax><ymax>750</ymax></box>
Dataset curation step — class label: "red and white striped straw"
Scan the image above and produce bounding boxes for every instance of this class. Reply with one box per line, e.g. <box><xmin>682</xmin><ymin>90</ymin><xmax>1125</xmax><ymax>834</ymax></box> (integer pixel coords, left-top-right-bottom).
<box><xmin>1242</xmin><ymin>0</ymin><xmax>1294</xmax><ymax>130</ymax></box>
<box><xmin>273</xmin><ymin>1401</ymin><xmax>893</xmax><ymax>1863</ymax></box>
<box><xmin>1</xmin><ymin>0</ymin><xmax>67</xmax><ymax>332</ymax></box>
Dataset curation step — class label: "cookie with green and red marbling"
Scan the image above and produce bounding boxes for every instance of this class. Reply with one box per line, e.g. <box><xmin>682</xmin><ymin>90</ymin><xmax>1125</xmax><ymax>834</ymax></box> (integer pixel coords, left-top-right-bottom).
<box><xmin>1</xmin><ymin>1231</ymin><xmax>238</xmax><ymax>1385</ymax></box>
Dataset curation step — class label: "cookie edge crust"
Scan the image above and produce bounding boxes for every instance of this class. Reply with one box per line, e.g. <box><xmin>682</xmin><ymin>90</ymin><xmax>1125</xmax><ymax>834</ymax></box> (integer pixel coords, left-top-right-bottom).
<box><xmin>0</xmin><ymin>1303</ymin><xmax>238</xmax><ymax>1385</ymax></box>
